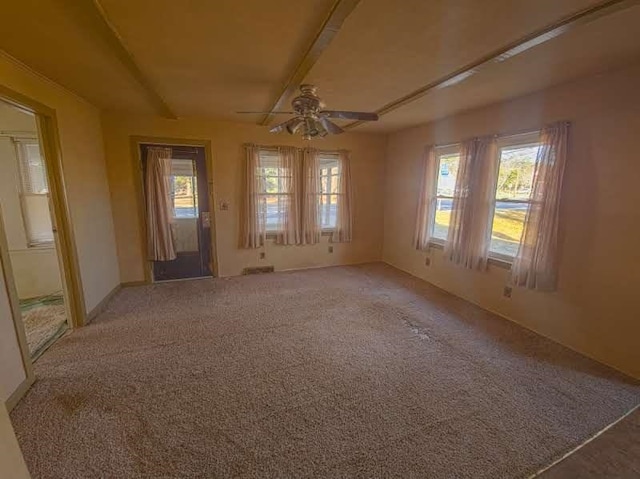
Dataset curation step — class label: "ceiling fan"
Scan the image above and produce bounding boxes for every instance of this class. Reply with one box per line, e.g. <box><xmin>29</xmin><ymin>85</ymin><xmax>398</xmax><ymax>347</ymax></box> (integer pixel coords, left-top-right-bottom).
<box><xmin>237</xmin><ymin>84</ymin><xmax>378</xmax><ymax>140</ymax></box>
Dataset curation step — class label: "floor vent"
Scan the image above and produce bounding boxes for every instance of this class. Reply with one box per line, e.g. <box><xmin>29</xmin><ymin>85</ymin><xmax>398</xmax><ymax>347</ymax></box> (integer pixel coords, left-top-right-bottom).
<box><xmin>243</xmin><ymin>266</ymin><xmax>275</xmax><ymax>275</ymax></box>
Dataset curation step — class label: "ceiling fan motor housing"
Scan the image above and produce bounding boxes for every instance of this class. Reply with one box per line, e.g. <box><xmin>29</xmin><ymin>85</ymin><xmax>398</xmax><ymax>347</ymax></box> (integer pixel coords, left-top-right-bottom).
<box><xmin>292</xmin><ymin>84</ymin><xmax>325</xmax><ymax>117</ymax></box>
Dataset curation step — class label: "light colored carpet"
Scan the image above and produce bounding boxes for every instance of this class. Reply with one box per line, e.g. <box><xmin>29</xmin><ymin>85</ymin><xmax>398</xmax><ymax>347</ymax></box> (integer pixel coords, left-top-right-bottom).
<box><xmin>10</xmin><ymin>263</ymin><xmax>640</xmax><ymax>478</ymax></box>
<box><xmin>21</xmin><ymin>303</ymin><xmax>67</xmax><ymax>356</ymax></box>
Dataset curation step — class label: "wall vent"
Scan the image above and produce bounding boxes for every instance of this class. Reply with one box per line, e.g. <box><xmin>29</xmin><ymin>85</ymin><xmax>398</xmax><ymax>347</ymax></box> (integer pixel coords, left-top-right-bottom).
<box><xmin>243</xmin><ymin>266</ymin><xmax>275</xmax><ymax>275</ymax></box>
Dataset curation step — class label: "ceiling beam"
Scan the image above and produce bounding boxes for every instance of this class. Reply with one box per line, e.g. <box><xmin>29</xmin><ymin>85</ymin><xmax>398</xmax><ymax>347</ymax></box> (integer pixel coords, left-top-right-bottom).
<box><xmin>344</xmin><ymin>0</ymin><xmax>639</xmax><ymax>130</ymax></box>
<box><xmin>259</xmin><ymin>0</ymin><xmax>360</xmax><ymax>126</ymax></box>
<box><xmin>76</xmin><ymin>0</ymin><xmax>177</xmax><ymax>119</ymax></box>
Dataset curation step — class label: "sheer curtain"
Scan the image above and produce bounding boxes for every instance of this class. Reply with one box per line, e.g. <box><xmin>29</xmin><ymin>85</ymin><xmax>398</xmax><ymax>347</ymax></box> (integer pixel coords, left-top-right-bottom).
<box><xmin>331</xmin><ymin>150</ymin><xmax>353</xmax><ymax>243</ymax></box>
<box><xmin>413</xmin><ymin>146</ymin><xmax>437</xmax><ymax>250</ymax></box>
<box><xmin>301</xmin><ymin>148</ymin><xmax>321</xmax><ymax>245</ymax></box>
<box><xmin>145</xmin><ymin>146</ymin><xmax>176</xmax><ymax>261</ymax></box>
<box><xmin>241</xmin><ymin>144</ymin><xmax>264</xmax><ymax>248</ymax></box>
<box><xmin>511</xmin><ymin>122</ymin><xmax>569</xmax><ymax>290</ymax></box>
<box><xmin>274</xmin><ymin>146</ymin><xmax>302</xmax><ymax>245</ymax></box>
<box><xmin>444</xmin><ymin>136</ymin><xmax>498</xmax><ymax>269</ymax></box>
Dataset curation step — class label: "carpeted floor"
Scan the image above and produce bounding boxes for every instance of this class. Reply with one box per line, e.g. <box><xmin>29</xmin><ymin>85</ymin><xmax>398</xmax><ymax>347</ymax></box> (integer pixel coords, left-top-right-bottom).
<box><xmin>10</xmin><ymin>263</ymin><xmax>640</xmax><ymax>478</ymax></box>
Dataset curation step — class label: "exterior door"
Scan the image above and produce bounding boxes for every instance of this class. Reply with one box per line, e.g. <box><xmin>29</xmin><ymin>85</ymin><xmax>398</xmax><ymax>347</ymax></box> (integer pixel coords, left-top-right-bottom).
<box><xmin>141</xmin><ymin>144</ymin><xmax>212</xmax><ymax>281</ymax></box>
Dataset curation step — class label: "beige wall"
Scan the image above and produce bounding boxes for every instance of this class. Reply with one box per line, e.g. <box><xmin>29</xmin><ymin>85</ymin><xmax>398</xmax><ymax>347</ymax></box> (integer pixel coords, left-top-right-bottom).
<box><xmin>0</xmin><ymin>403</ymin><xmax>30</xmax><ymax>479</ymax></box>
<box><xmin>0</xmin><ymin>52</ymin><xmax>120</xmax><ymax>313</ymax></box>
<box><xmin>0</xmin><ymin>249</ymin><xmax>26</xmax><ymax>403</ymax></box>
<box><xmin>383</xmin><ymin>62</ymin><xmax>640</xmax><ymax>379</ymax></box>
<box><xmin>101</xmin><ymin>114</ymin><xmax>387</xmax><ymax>281</ymax></box>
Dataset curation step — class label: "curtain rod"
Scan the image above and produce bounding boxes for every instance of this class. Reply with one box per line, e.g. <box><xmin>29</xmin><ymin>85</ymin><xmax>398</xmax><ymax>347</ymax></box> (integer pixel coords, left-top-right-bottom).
<box><xmin>245</xmin><ymin>143</ymin><xmax>347</xmax><ymax>155</ymax></box>
<box><xmin>434</xmin><ymin>121</ymin><xmax>570</xmax><ymax>149</ymax></box>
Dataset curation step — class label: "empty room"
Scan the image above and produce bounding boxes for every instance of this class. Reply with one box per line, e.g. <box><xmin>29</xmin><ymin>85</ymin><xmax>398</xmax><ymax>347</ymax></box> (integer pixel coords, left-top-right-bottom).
<box><xmin>1</xmin><ymin>1</ymin><xmax>639</xmax><ymax>478</ymax></box>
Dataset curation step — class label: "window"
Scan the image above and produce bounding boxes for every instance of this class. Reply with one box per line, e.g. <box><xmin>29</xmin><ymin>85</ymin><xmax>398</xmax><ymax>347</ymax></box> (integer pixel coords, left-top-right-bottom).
<box><xmin>431</xmin><ymin>146</ymin><xmax>460</xmax><ymax>242</ymax></box>
<box><xmin>489</xmin><ymin>137</ymin><xmax>540</xmax><ymax>260</ymax></box>
<box><xmin>258</xmin><ymin>149</ymin><xmax>290</xmax><ymax>233</ymax></box>
<box><xmin>319</xmin><ymin>155</ymin><xmax>339</xmax><ymax>230</ymax></box>
<box><xmin>16</xmin><ymin>139</ymin><xmax>54</xmax><ymax>246</ymax></box>
<box><xmin>170</xmin><ymin>159</ymin><xmax>198</xmax><ymax>219</ymax></box>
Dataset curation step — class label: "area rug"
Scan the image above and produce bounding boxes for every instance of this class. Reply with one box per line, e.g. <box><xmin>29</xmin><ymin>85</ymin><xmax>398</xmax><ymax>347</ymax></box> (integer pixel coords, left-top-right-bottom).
<box><xmin>10</xmin><ymin>263</ymin><xmax>640</xmax><ymax>478</ymax></box>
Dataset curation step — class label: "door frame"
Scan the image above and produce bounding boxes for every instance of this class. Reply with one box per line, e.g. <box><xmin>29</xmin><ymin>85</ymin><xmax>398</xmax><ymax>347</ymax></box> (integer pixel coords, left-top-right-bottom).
<box><xmin>0</xmin><ymin>85</ymin><xmax>86</xmax><ymax>408</ymax></box>
<box><xmin>130</xmin><ymin>136</ymin><xmax>218</xmax><ymax>283</ymax></box>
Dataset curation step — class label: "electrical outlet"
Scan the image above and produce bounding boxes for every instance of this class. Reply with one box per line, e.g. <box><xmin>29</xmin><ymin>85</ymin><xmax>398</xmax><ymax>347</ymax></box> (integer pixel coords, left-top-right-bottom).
<box><xmin>328</xmin><ymin>246</ymin><xmax>334</xmax><ymax>253</ymax></box>
<box><xmin>259</xmin><ymin>252</ymin><xmax>265</xmax><ymax>259</ymax></box>
<box><xmin>425</xmin><ymin>257</ymin><xmax>431</xmax><ymax>266</ymax></box>
<box><xmin>503</xmin><ymin>286</ymin><xmax>512</xmax><ymax>298</ymax></box>
<box><xmin>219</xmin><ymin>200</ymin><xmax>229</xmax><ymax>211</ymax></box>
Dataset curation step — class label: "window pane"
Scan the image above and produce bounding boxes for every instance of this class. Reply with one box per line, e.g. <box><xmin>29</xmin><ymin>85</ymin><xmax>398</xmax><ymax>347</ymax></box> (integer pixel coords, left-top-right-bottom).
<box><xmin>19</xmin><ymin>142</ymin><xmax>48</xmax><ymax>194</ymax></box>
<box><xmin>261</xmin><ymin>194</ymin><xmax>287</xmax><ymax>232</ymax></box>
<box><xmin>320</xmin><ymin>194</ymin><xmax>337</xmax><ymax>228</ymax></box>
<box><xmin>172</xmin><ymin>175</ymin><xmax>198</xmax><ymax>218</ymax></box>
<box><xmin>436</xmin><ymin>154</ymin><xmax>459</xmax><ymax>197</ymax></box>
<box><xmin>496</xmin><ymin>145</ymin><xmax>538</xmax><ymax>200</ymax></box>
<box><xmin>489</xmin><ymin>201</ymin><xmax>529</xmax><ymax>257</ymax></box>
<box><xmin>430</xmin><ymin>152</ymin><xmax>459</xmax><ymax>241</ymax></box>
<box><xmin>432</xmin><ymin>198</ymin><xmax>452</xmax><ymax>241</ymax></box>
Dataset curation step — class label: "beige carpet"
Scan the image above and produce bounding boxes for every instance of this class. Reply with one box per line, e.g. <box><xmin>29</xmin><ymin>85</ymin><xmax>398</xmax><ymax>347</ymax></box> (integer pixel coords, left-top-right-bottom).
<box><xmin>10</xmin><ymin>263</ymin><xmax>640</xmax><ymax>478</ymax></box>
<box><xmin>21</xmin><ymin>303</ymin><xmax>67</xmax><ymax>357</ymax></box>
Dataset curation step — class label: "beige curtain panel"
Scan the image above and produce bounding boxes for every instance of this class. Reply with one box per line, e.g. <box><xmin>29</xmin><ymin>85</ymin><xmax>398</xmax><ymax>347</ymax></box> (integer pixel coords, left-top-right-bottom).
<box><xmin>331</xmin><ymin>150</ymin><xmax>353</xmax><ymax>243</ymax></box>
<box><xmin>145</xmin><ymin>146</ymin><xmax>176</xmax><ymax>261</ymax></box>
<box><xmin>444</xmin><ymin>136</ymin><xmax>498</xmax><ymax>269</ymax></box>
<box><xmin>301</xmin><ymin>148</ymin><xmax>321</xmax><ymax>245</ymax></box>
<box><xmin>274</xmin><ymin>147</ymin><xmax>302</xmax><ymax>246</ymax></box>
<box><xmin>413</xmin><ymin>146</ymin><xmax>437</xmax><ymax>250</ymax></box>
<box><xmin>241</xmin><ymin>144</ymin><xmax>264</xmax><ymax>248</ymax></box>
<box><xmin>511</xmin><ymin>122</ymin><xmax>569</xmax><ymax>291</ymax></box>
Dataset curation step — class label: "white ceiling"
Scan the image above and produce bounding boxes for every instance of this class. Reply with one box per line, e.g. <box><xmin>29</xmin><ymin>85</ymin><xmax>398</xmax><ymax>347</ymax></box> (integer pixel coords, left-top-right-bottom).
<box><xmin>0</xmin><ymin>0</ymin><xmax>639</xmax><ymax>132</ymax></box>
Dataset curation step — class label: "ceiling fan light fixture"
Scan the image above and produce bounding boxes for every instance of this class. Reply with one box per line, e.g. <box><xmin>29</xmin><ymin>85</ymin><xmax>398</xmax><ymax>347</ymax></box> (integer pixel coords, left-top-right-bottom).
<box><xmin>286</xmin><ymin>117</ymin><xmax>304</xmax><ymax>134</ymax></box>
<box><xmin>258</xmin><ymin>85</ymin><xmax>379</xmax><ymax>139</ymax></box>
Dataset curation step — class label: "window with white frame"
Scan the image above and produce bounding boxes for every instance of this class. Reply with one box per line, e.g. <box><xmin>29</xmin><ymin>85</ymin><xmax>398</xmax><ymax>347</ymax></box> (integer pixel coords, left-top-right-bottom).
<box><xmin>15</xmin><ymin>138</ymin><xmax>54</xmax><ymax>246</ymax></box>
<box><xmin>257</xmin><ymin>149</ymin><xmax>290</xmax><ymax>233</ymax></box>
<box><xmin>430</xmin><ymin>146</ymin><xmax>461</xmax><ymax>242</ymax></box>
<box><xmin>319</xmin><ymin>154</ymin><xmax>339</xmax><ymax>230</ymax></box>
<box><xmin>489</xmin><ymin>135</ymin><xmax>540</xmax><ymax>260</ymax></box>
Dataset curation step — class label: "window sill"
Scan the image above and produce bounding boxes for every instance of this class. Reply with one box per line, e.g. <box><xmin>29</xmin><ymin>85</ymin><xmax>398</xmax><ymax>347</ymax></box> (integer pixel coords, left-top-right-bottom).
<box><xmin>28</xmin><ymin>242</ymin><xmax>55</xmax><ymax>249</ymax></box>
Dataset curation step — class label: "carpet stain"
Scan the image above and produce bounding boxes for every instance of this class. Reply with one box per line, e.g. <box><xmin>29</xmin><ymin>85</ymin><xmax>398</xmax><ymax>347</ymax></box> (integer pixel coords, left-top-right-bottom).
<box><xmin>55</xmin><ymin>393</ymin><xmax>87</xmax><ymax>415</ymax></box>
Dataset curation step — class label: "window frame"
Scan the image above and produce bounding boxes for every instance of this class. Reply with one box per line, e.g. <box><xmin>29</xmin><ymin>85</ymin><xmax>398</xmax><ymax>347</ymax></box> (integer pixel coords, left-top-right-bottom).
<box><xmin>488</xmin><ymin>132</ymin><xmax>541</xmax><ymax>263</ymax></box>
<box><xmin>318</xmin><ymin>153</ymin><xmax>340</xmax><ymax>233</ymax></box>
<box><xmin>428</xmin><ymin>144</ymin><xmax>461</xmax><ymax>247</ymax></box>
<box><xmin>14</xmin><ymin>137</ymin><xmax>55</xmax><ymax>248</ymax></box>
<box><xmin>257</xmin><ymin>149</ymin><xmax>292</xmax><ymax>234</ymax></box>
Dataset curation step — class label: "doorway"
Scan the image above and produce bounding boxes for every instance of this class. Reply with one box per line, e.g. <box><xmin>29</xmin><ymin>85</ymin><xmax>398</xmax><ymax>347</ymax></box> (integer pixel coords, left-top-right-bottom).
<box><xmin>140</xmin><ymin>143</ymin><xmax>213</xmax><ymax>281</ymax></box>
<box><xmin>0</xmin><ymin>100</ymin><xmax>67</xmax><ymax>358</ymax></box>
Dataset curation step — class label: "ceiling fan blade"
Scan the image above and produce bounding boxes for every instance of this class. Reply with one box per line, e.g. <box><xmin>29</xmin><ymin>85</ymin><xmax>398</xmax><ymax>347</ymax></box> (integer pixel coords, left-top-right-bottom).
<box><xmin>320</xmin><ymin>110</ymin><xmax>379</xmax><ymax>121</ymax></box>
<box><xmin>236</xmin><ymin>111</ymin><xmax>294</xmax><ymax>114</ymax></box>
<box><xmin>319</xmin><ymin>118</ymin><xmax>344</xmax><ymax>135</ymax></box>
<box><xmin>269</xmin><ymin>117</ymin><xmax>303</xmax><ymax>134</ymax></box>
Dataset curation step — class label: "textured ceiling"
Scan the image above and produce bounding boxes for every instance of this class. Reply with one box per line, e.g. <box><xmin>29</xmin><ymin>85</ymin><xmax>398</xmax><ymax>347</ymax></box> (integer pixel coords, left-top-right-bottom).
<box><xmin>0</xmin><ymin>0</ymin><xmax>639</xmax><ymax>132</ymax></box>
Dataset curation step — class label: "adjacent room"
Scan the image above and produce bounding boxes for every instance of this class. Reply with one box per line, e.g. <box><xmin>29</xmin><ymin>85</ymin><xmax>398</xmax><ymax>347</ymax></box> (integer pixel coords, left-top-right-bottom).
<box><xmin>1</xmin><ymin>1</ymin><xmax>639</xmax><ymax>478</ymax></box>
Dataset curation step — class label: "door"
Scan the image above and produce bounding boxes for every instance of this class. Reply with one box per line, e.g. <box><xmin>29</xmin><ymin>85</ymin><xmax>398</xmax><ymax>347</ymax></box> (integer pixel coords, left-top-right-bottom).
<box><xmin>141</xmin><ymin>144</ymin><xmax>212</xmax><ymax>281</ymax></box>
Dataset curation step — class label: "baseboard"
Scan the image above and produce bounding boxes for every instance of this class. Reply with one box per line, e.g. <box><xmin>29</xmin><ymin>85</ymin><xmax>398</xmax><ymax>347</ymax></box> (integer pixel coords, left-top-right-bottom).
<box><xmin>121</xmin><ymin>280</ymin><xmax>148</xmax><ymax>288</ymax></box>
<box><xmin>86</xmin><ymin>284</ymin><xmax>121</xmax><ymax>323</ymax></box>
<box><xmin>5</xmin><ymin>375</ymin><xmax>35</xmax><ymax>413</ymax></box>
